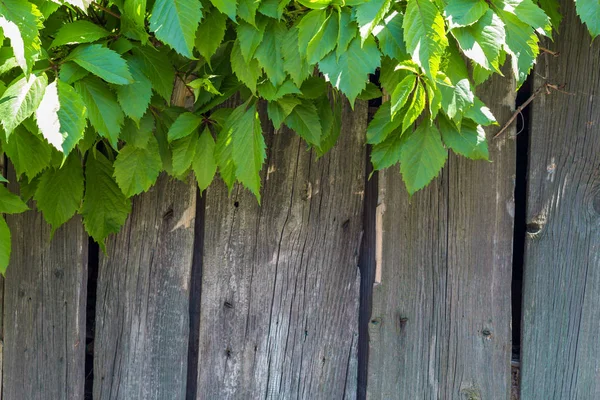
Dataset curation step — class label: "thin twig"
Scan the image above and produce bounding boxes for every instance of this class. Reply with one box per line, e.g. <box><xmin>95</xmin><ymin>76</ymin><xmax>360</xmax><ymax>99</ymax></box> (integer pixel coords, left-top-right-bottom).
<box><xmin>91</xmin><ymin>2</ymin><xmax>120</xmax><ymax>19</ymax></box>
<box><xmin>539</xmin><ymin>47</ymin><xmax>559</xmax><ymax>57</ymax></box>
<box><xmin>493</xmin><ymin>86</ymin><xmax>544</xmax><ymax>139</ymax></box>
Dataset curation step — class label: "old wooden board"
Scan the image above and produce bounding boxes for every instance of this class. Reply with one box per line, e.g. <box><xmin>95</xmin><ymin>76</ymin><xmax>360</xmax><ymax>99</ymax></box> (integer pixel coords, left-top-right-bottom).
<box><xmin>3</xmin><ymin>164</ymin><xmax>88</xmax><ymax>400</ymax></box>
<box><xmin>196</xmin><ymin>100</ymin><xmax>367</xmax><ymax>399</ymax></box>
<box><xmin>93</xmin><ymin>173</ymin><xmax>197</xmax><ymax>399</ymax></box>
<box><xmin>520</xmin><ymin>3</ymin><xmax>600</xmax><ymax>398</ymax></box>
<box><xmin>366</xmin><ymin>74</ymin><xmax>516</xmax><ymax>398</ymax></box>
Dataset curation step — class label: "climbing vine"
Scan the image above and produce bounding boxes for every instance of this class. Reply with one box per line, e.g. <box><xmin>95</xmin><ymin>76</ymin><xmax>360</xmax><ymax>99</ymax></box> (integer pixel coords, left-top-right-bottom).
<box><xmin>0</xmin><ymin>0</ymin><xmax>597</xmax><ymax>271</ymax></box>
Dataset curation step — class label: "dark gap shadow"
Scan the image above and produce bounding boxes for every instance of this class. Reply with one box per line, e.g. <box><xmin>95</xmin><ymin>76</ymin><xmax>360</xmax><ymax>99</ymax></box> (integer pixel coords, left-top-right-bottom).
<box><xmin>85</xmin><ymin>238</ymin><xmax>100</xmax><ymax>400</ymax></box>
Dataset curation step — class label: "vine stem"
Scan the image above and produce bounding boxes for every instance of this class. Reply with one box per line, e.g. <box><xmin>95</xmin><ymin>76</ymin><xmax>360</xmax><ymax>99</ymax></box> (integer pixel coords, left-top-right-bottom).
<box><xmin>91</xmin><ymin>2</ymin><xmax>120</xmax><ymax>19</ymax></box>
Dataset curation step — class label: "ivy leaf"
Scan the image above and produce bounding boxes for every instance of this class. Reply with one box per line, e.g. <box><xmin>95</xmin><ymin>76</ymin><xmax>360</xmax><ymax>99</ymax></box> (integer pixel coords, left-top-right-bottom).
<box><xmin>464</xmin><ymin>96</ymin><xmax>497</xmax><ymax>125</ymax></box>
<box><xmin>575</xmin><ymin>0</ymin><xmax>600</xmax><ymax>37</ymax></box>
<box><xmin>267</xmin><ymin>96</ymin><xmax>301</xmax><ymax>129</ymax></box>
<box><xmin>34</xmin><ymin>153</ymin><xmax>84</xmax><ymax>232</ymax></box>
<box><xmin>50</xmin><ymin>21</ymin><xmax>110</xmax><ymax>48</ymax></box>
<box><xmin>133</xmin><ymin>46</ymin><xmax>176</xmax><ymax>102</ymax></box>
<box><xmin>0</xmin><ymin>185</ymin><xmax>28</xmax><ymax>214</ymax></box>
<box><xmin>391</xmin><ymin>75</ymin><xmax>417</xmax><ymax>119</ymax></box>
<box><xmin>355</xmin><ymin>0</ymin><xmax>392</xmax><ymax>42</ymax></box>
<box><xmin>236</xmin><ymin>19</ymin><xmax>266</xmax><ymax>61</ymax></box>
<box><xmin>499</xmin><ymin>10</ymin><xmax>539</xmax><ymax>87</ymax></box>
<box><xmin>0</xmin><ymin>0</ymin><xmax>43</xmax><ymax>75</ymax></box>
<box><xmin>439</xmin><ymin>115</ymin><xmax>489</xmax><ymax>160</ymax></box>
<box><xmin>63</xmin><ymin>0</ymin><xmax>93</xmax><ymax>10</ymax></box>
<box><xmin>209</xmin><ymin>0</ymin><xmax>237</xmax><ymax>21</ymax></box>
<box><xmin>122</xmin><ymin>0</ymin><xmax>149</xmax><ymax>43</ymax></box>
<box><xmin>35</xmin><ymin>80</ymin><xmax>87</xmax><ymax>155</ymax></box>
<box><xmin>318</xmin><ymin>36</ymin><xmax>381</xmax><ymax>105</ymax></box>
<box><xmin>375</xmin><ymin>11</ymin><xmax>407</xmax><ymax>60</ymax></box>
<box><xmin>371</xmin><ymin>129</ymin><xmax>406</xmax><ymax>170</ymax></box>
<box><xmin>167</xmin><ymin>112</ymin><xmax>202</xmax><ymax>142</ymax></box>
<box><xmin>171</xmin><ymin>132</ymin><xmax>197</xmax><ymax>176</ymax></box>
<box><xmin>402</xmin><ymin>80</ymin><xmax>426</xmax><ymax>133</ymax></box>
<box><xmin>120</xmin><ymin>114</ymin><xmax>155</xmax><ymax>148</ymax></box>
<box><xmin>399</xmin><ymin>122</ymin><xmax>448</xmax><ymax>195</ymax></box>
<box><xmin>306</xmin><ymin>13</ymin><xmax>338</xmax><ymax>64</ymax></box>
<box><xmin>404</xmin><ymin>0</ymin><xmax>448</xmax><ymax>79</ymax></box>
<box><xmin>337</xmin><ymin>8</ymin><xmax>358</xmax><ymax>57</ymax></box>
<box><xmin>254</xmin><ymin>20</ymin><xmax>287</xmax><ymax>87</ymax></box>
<box><xmin>444</xmin><ymin>0</ymin><xmax>489</xmax><ymax>28</ymax></box>
<box><xmin>215</xmin><ymin>123</ymin><xmax>236</xmax><ymax>191</ymax></box>
<box><xmin>67</xmin><ymin>44</ymin><xmax>133</xmax><ymax>85</ymax></box>
<box><xmin>366</xmin><ymin>101</ymin><xmax>402</xmax><ymax>144</ymax></box>
<box><xmin>0</xmin><ymin>175</ymin><xmax>7</xmax><ymax>183</ymax></box>
<box><xmin>227</xmin><ymin>102</ymin><xmax>266</xmax><ymax>199</ymax></box>
<box><xmin>298</xmin><ymin>10</ymin><xmax>326</xmax><ymax>56</ymax></box>
<box><xmin>452</xmin><ymin>9</ymin><xmax>505</xmax><ymax>71</ymax></box>
<box><xmin>0</xmin><ymin>74</ymin><xmax>48</xmax><ymax>137</ymax></box>
<box><xmin>116</xmin><ymin>55</ymin><xmax>152</xmax><ymax>123</ymax></box>
<box><xmin>59</xmin><ymin>62</ymin><xmax>90</xmax><ymax>84</ymax></box>
<box><xmin>75</xmin><ymin>77</ymin><xmax>124</xmax><ymax>148</ymax></box>
<box><xmin>284</xmin><ymin>99</ymin><xmax>322</xmax><ymax>147</ymax></box>
<box><xmin>195</xmin><ymin>10</ymin><xmax>228</xmax><ymax>62</ymax></box>
<box><xmin>495</xmin><ymin>0</ymin><xmax>551</xmax><ymax>36</ymax></box>
<box><xmin>238</xmin><ymin>0</ymin><xmax>260</xmax><ymax>24</ymax></box>
<box><xmin>82</xmin><ymin>152</ymin><xmax>131</xmax><ymax>248</ymax></box>
<box><xmin>113</xmin><ymin>136</ymin><xmax>162</xmax><ymax>197</ymax></box>
<box><xmin>282</xmin><ymin>27</ymin><xmax>312</xmax><ymax>87</ymax></box>
<box><xmin>538</xmin><ymin>0</ymin><xmax>562</xmax><ymax>30</ymax></box>
<box><xmin>316</xmin><ymin>95</ymin><xmax>342</xmax><ymax>156</ymax></box>
<box><xmin>2</xmin><ymin>126</ymin><xmax>51</xmax><ymax>179</ymax></box>
<box><xmin>231</xmin><ymin>40</ymin><xmax>262</xmax><ymax>93</ymax></box>
<box><xmin>149</xmin><ymin>0</ymin><xmax>203</xmax><ymax>57</ymax></box>
<box><xmin>192</xmin><ymin>127</ymin><xmax>217</xmax><ymax>192</ymax></box>
<box><xmin>0</xmin><ymin>217</ymin><xmax>11</xmax><ymax>274</ymax></box>
<box><xmin>257</xmin><ymin>80</ymin><xmax>301</xmax><ymax>101</ymax></box>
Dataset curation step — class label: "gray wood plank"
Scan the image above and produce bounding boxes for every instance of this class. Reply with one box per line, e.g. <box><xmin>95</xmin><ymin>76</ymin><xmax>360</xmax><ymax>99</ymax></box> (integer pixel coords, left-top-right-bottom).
<box><xmin>367</xmin><ymin>74</ymin><xmax>516</xmax><ymax>399</ymax></box>
<box><xmin>93</xmin><ymin>173</ymin><xmax>197</xmax><ymax>400</ymax></box>
<box><xmin>521</xmin><ymin>3</ymin><xmax>600</xmax><ymax>398</ymax></box>
<box><xmin>196</xmin><ymin>100</ymin><xmax>367</xmax><ymax>399</ymax></box>
<box><xmin>3</xmin><ymin>165</ymin><xmax>88</xmax><ymax>400</ymax></box>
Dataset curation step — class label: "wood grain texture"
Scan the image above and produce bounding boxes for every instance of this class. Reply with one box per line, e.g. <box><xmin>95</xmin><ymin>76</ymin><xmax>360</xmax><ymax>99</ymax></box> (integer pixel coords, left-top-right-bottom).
<box><xmin>3</xmin><ymin>165</ymin><xmax>88</xmax><ymax>400</ymax></box>
<box><xmin>521</xmin><ymin>3</ymin><xmax>600</xmax><ymax>398</ymax></box>
<box><xmin>196</xmin><ymin>100</ymin><xmax>367</xmax><ymax>399</ymax></box>
<box><xmin>367</xmin><ymin>74</ymin><xmax>516</xmax><ymax>399</ymax></box>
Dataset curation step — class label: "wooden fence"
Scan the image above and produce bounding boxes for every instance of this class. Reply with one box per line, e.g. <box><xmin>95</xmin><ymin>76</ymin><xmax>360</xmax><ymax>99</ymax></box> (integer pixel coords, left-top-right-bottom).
<box><xmin>1</xmin><ymin>2</ymin><xmax>599</xmax><ymax>399</ymax></box>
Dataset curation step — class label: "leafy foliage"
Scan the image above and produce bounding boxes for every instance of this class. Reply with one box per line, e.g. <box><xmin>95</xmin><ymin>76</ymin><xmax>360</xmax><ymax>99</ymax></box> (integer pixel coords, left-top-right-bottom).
<box><xmin>0</xmin><ymin>0</ymin><xmax>596</xmax><ymax>271</ymax></box>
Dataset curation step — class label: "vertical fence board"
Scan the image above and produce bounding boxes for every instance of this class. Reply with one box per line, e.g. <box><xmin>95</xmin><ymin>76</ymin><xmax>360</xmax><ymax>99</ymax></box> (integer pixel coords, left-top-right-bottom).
<box><xmin>196</xmin><ymin>101</ymin><xmax>367</xmax><ymax>399</ymax></box>
<box><xmin>3</xmin><ymin>166</ymin><xmax>88</xmax><ymax>400</ymax></box>
<box><xmin>92</xmin><ymin>173</ymin><xmax>196</xmax><ymax>400</ymax></box>
<box><xmin>367</xmin><ymin>74</ymin><xmax>516</xmax><ymax>399</ymax></box>
<box><xmin>521</xmin><ymin>3</ymin><xmax>600</xmax><ymax>398</ymax></box>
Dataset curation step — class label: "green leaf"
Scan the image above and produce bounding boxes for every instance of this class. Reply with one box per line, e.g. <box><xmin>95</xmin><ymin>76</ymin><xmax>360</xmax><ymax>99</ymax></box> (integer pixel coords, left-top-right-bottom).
<box><xmin>116</xmin><ymin>55</ymin><xmax>152</xmax><ymax>123</ymax></box>
<box><xmin>113</xmin><ymin>136</ymin><xmax>162</xmax><ymax>197</ymax></box>
<box><xmin>371</xmin><ymin>129</ymin><xmax>406</xmax><ymax>170</ymax></box>
<box><xmin>35</xmin><ymin>80</ymin><xmax>87</xmax><ymax>155</ymax></box>
<box><xmin>228</xmin><ymin>102</ymin><xmax>266</xmax><ymax>199</ymax></box>
<box><xmin>50</xmin><ymin>21</ymin><xmax>110</xmax><ymax>48</ymax></box>
<box><xmin>171</xmin><ymin>132</ymin><xmax>197</xmax><ymax>176</ymax></box>
<box><xmin>59</xmin><ymin>62</ymin><xmax>90</xmax><ymax>84</ymax></box>
<box><xmin>75</xmin><ymin>78</ymin><xmax>124</xmax><ymax>148</ymax></box>
<box><xmin>209</xmin><ymin>0</ymin><xmax>237</xmax><ymax>20</ymax></box>
<box><xmin>215</xmin><ymin>120</ymin><xmax>236</xmax><ymax>191</ymax></box>
<box><xmin>0</xmin><ymin>185</ymin><xmax>28</xmax><ymax>214</ymax></box>
<box><xmin>282</xmin><ymin>27</ymin><xmax>312</xmax><ymax>87</ymax></box>
<box><xmin>192</xmin><ymin>127</ymin><xmax>217</xmax><ymax>191</ymax></box>
<box><xmin>391</xmin><ymin>75</ymin><xmax>417</xmax><ymax>119</ymax></box>
<box><xmin>404</xmin><ymin>0</ymin><xmax>448</xmax><ymax>79</ymax></box>
<box><xmin>575</xmin><ymin>0</ymin><xmax>600</xmax><ymax>37</ymax></box>
<box><xmin>254</xmin><ymin>20</ymin><xmax>287</xmax><ymax>87</ymax></box>
<box><xmin>538</xmin><ymin>0</ymin><xmax>561</xmax><ymax>30</ymax></box>
<box><xmin>195</xmin><ymin>10</ymin><xmax>228</xmax><ymax>62</ymax></box>
<box><xmin>237</xmin><ymin>20</ymin><xmax>266</xmax><ymax>61</ymax></box>
<box><xmin>0</xmin><ymin>0</ymin><xmax>43</xmax><ymax>75</ymax></box>
<box><xmin>2</xmin><ymin>126</ymin><xmax>51</xmax><ymax>179</ymax></box>
<box><xmin>167</xmin><ymin>112</ymin><xmax>202</xmax><ymax>141</ymax></box>
<box><xmin>231</xmin><ymin>40</ymin><xmax>262</xmax><ymax>93</ymax></box>
<box><xmin>298</xmin><ymin>10</ymin><xmax>326</xmax><ymax>56</ymax></box>
<box><xmin>452</xmin><ymin>9</ymin><xmax>505</xmax><ymax>71</ymax></box>
<box><xmin>337</xmin><ymin>8</ymin><xmax>358</xmax><ymax>58</ymax></box>
<box><xmin>67</xmin><ymin>44</ymin><xmax>133</xmax><ymax>85</ymax></box>
<box><xmin>120</xmin><ymin>114</ymin><xmax>155</xmax><ymax>148</ymax></box>
<box><xmin>367</xmin><ymin>101</ymin><xmax>403</xmax><ymax>144</ymax></box>
<box><xmin>257</xmin><ymin>80</ymin><xmax>301</xmax><ymax>101</ymax></box>
<box><xmin>357</xmin><ymin>82</ymin><xmax>382</xmax><ymax>101</ymax></box>
<box><xmin>149</xmin><ymin>0</ymin><xmax>203</xmax><ymax>57</ymax></box>
<box><xmin>444</xmin><ymin>0</ymin><xmax>489</xmax><ymax>28</ymax></box>
<box><xmin>0</xmin><ymin>175</ymin><xmax>7</xmax><ymax>183</ymax></box>
<box><xmin>499</xmin><ymin>10</ymin><xmax>539</xmax><ymax>87</ymax></box>
<box><xmin>306</xmin><ymin>13</ymin><xmax>338</xmax><ymax>64</ymax></box>
<box><xmin>0</xmin><ymin>216</ymin><xmax>10</xmax><ymax>274</ymax></box>
<box><xmin>238</xmin><ymin>0</ymin><xmax>260</xmax><ymax>24</ymax></box>
<box><xmin>0</xmin><ymin>74</ymin><xmax>48</xmax><ymax>137</ymax></box>
<box><xmin>122</xmin><ymin>0</ymin><xmax>149</xmax><ymax>42</ymax></box>
<box><xmin>375</xmin><ymin>11</ymin><xmax>407</xmax><ymax>60</ymax></box>
<box><xmin>355</xmin><ymin>0</ymin><xmax>392</xmax><ymax>42</ymax></box>
<box><xmin>402</xmin><ymin>80</ymin><xmax>426</xmax><ymax>133</ymax></box>
<box><xmin>82</xmin><ymin>152</ymin><xmax>131</xmax><ymax>247</ymax></box>
<box><xmin>400</xmin><ymin>122</ymin><xmax>447</xmax><ymax>194</ymax></box>
<box><xmin>318</xmin><ymin>36</ymin><xmax>381</xmax><ymax>105</ymax></box>
<box><xmin>267</xmin><ymin>96</ymin><xmax>301</xmax><ymax>129</ymax></box>
<box><xmin>284</xmin><ymin>99</ymin><xmax>322</xmax><ymax>147</ymax></box>
<box><xmin>464</xmin><ymin>96</ymin><xmax>497</xmax><ymax>125</ymax></box>
<box><xmin>495</xmin><ymin>0</ymin><xmax>551</xmax><ymax>36</ymax></box>
<box><xmin>439</xmin><ymin>115</ymin><xmax>489</xmax><ymax>160</ymax></box>
<box><xmin>316</xmin><ymin>94</ymin><xmax>342</xmax><ymax>156</ymax></box>
<box><xmin>133</xmin><ymin>46</ymin><xmax>176</xmax><ymax>102</ymax></box>
<box><xmin>34</xmin><ymin>153</ymin><xmax>84</xmax><ymax>231</ymax></box>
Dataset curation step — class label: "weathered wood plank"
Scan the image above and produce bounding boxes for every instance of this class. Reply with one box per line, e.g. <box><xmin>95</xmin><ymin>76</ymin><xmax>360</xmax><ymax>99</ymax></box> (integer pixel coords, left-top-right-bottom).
<box><xmin>196</xmin><ymin>100</ymin><xmax>367</xmax><ymax>399</ymax></box>
<box><xmin>367</xmin><ymin>75</ymin><xmax>516</xmax><ymax>398</ymax></box>
<box><xmin>3</xmin><ymin>165</ymin><xmax>88</xmax><ymax>400</ymax></box>
<box><xmin>520</xmin><ymin>3</ymin><xmax>600</xmax><ymax>398</ymax></box>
